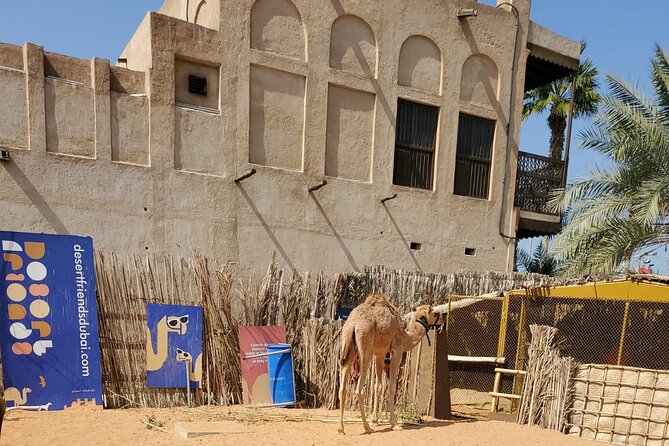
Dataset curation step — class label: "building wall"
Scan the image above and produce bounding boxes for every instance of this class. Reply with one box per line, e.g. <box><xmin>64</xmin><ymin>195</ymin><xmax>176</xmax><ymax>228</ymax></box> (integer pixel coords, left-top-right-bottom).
<box><xmin>0</xmin><ymin>0</ymin><xmax>537</xmax><ymax>276</ymax></box>
<box><xmin>158</xmin><ymin>0</ymin><xmax>220</xmax><ymax>30</ymax></box>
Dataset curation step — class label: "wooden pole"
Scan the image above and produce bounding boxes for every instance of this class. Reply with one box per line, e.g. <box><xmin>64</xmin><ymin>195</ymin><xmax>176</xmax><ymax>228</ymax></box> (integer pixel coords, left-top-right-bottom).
<box><xmin>431</xmin><ymin>328</ymin><xmax>452</xmax><ymax>419</ymax></box>
<box><xmin>491</xmin><ymin>371</ymin><xmax>502</xmax><ymax>412</ymax></box>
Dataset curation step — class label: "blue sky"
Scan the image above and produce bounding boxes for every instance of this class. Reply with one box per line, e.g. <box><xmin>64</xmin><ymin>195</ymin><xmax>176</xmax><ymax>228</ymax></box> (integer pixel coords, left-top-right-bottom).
<box><xmin>1</xmin><ymin>1</ymin><xmax>668</xmax><ymax>273</ymax></box>
<box><xmin>521</xmin><ymin>0</ymin><xmax>669</xmax><ymax>274</ymax></box>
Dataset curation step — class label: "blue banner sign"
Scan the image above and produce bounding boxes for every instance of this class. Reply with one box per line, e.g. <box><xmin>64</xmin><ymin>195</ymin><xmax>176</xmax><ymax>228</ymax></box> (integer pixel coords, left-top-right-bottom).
<box><xmin>0</xmin><ymin>231</ymin><xmax>103</xmax><ymax>410</ymax></box>
<box><xmin>146</xmin><ymin>303</ymin><xmax>203</xmax><ymax>388</ymax></box>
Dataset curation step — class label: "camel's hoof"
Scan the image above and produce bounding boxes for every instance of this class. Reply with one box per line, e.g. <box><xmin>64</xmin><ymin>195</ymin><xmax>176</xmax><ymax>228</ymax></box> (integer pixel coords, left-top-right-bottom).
<box><xmin>337</xmin><ymin>428</ymin><xmax>345</xmax><ymax>435</ymax></box>
<box><xmin>391</xmin><ymin>424</ymin><xmax>404</xmax><ymax>431</ymax></box>
<box><xmin>363</xmin><ymin>425</ymin><xmax>374</xmax><ymax>434</ymax></box>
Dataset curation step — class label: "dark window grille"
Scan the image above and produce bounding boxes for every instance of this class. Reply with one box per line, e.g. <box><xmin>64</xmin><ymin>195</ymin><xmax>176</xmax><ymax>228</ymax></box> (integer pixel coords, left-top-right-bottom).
<box><xmin>454</xmin><ymin>113</ymin><xmax>495</xmax><ymax>199</ymax></box>
<box><xmin>393</xmin><ymin>100</ymin><xmax>438</xmax><ymax>190</ymax></box>
<box><xmin>188</xmin><ymin>75</ymin><xmax>208</xmax><ymax>96</ymax></box>
<box><xmin>514</xmin><ymin>151</ymin><xmax>564</xmax><ymax>214</ymax></box>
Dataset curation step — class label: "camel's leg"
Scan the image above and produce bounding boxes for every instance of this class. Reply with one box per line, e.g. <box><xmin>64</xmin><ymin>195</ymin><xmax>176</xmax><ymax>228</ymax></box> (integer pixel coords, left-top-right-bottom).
<box><xmin>337</xmin><ymin>364</ymin><xmax>351</xmax><ymax>434</ymax></box>
<box><xmin>356</xmin><ymin>352</ymin><xmax>373</xmax><ymax>434</ymax></box>
<box><xmin>371</xmin><ymin>355</ymin><xmax>384</xmax><ymax>424</ymax></box>
<box><xmin>388</xmin><ymin>352</ymin><xmax>403</xmax><ymax>431</ymax></box>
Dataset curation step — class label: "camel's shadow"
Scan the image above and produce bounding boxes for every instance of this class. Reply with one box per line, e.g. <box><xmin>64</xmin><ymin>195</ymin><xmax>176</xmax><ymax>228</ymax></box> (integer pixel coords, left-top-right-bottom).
<box><xmin>369</xmin><ymin>416</ymin><xmax>477</xmax><ymax>434</ymax></box>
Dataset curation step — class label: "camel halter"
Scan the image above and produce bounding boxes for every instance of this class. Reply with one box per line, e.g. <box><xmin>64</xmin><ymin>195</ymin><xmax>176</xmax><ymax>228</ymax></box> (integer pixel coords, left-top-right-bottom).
<box><xmin>416</xmin><ymin>317</ymin><xmax>433</xmax><ymax>347</ymax></box>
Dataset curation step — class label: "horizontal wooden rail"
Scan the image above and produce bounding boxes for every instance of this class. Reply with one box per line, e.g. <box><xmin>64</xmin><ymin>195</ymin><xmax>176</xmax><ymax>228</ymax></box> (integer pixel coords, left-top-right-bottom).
<box><xmin>448</xmin><ymin>355</ymin><xmax>505</xmax><ymax>364</ymax></box>
<box><xmin>494</xmin><ymin>368</ymin><xmax>527</xmax><ymax>376</ymax></box>
<box><xmin>489</xmin><ymin>392</ymin><xmax>521</xmax><ymax>400</ymax></box>
<box><xmin>490</xmin><ymin>367</ymin><xmax>525</xmax><ymax>413</ymax></box>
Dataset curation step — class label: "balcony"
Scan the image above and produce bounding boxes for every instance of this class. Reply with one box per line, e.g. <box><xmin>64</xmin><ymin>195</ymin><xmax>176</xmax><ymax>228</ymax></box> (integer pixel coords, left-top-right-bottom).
<box><xmin>514</xmin><ymin>151</ymin><xmax>565</xmax><ymax>239</ymax></box>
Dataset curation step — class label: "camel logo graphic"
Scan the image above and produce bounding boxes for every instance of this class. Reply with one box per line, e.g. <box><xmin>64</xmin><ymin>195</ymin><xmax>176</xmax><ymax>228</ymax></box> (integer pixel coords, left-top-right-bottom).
<box><xmin>4</xmin><ymin>387</ymin><xmax>31</xmax><ymax>406</ymax></box>
<box><xmin>146</xmin><ymin>314</ymin><xmax>189</xmax><ymax>370</ymax></box>
<box><xmin>176</xmin><ymin>348</ymin><xmax>203</xmax><ymax>384</ymax></box>
<box><xmin>146</xmin><ymin>304</ymin><xmax>202</xmax><ymax>388</ymax></box>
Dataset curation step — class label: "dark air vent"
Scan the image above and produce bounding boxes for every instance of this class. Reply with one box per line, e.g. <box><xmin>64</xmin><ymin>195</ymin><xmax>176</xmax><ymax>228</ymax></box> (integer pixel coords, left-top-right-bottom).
<box><xmin>188</xmin><ymin>75</ymin><xmax>207</xmax><ymax>96</ymax></box>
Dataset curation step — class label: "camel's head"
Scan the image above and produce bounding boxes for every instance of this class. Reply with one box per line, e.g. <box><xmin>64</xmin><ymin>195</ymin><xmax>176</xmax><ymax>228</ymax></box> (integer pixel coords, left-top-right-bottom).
<box><xmin>175</xmin><ymin>348</ymin><xmax>193</xmax><ymax>362</ymax></box>
<box><xmin>414</xmin><ymin>305</ymin><xmax>446</xmax><ymax>334</ymax></box>
<box><xmin>165</xmin><ymin>315</ymin><xmax>189</xmax><ymax>335</ymax></box>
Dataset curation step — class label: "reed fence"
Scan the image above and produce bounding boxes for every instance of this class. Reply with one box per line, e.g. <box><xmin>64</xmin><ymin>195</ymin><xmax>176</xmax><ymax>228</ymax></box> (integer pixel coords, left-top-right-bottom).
<box><xmin>94</xmin><ymin>251</ymin><xmax>556</xmax><ymax>411</ymax></box>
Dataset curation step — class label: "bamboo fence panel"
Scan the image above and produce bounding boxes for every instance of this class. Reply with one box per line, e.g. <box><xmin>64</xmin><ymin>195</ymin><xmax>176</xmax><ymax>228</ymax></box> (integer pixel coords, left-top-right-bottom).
<box><xmin>567</xmin><ymin>364</ymin><xmax>669</xmax><ymax>445</ymax></box>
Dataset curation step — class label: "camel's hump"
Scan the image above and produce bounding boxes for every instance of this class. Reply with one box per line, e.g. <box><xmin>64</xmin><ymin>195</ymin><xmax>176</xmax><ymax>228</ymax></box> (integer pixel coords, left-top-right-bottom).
<box><xmin>361</xmin><ymin>294</ymin><xmax>401</xmax><ymax>316</ymax></box>
<box><xmin>363</xmin><ymin>293</ymin><xmax>392</xmax><ymax>307</ymax></box>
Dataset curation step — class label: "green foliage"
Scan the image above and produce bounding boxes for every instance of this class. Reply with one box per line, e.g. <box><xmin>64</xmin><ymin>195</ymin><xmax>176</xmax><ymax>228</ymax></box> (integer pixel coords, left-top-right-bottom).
<box><xmin>550</xmin><ymin>45</ymin><xmax>669</xmax><ymax>276</ymax></box>
<box><xmin>523</xmin><ymin>42</ymin><xmax>601</xmax><ymax>159</ymax></box>
<box><xmin>516</xmin><ymin>240</ymin><xmax>559</xmax><ymax>276</ymax></box>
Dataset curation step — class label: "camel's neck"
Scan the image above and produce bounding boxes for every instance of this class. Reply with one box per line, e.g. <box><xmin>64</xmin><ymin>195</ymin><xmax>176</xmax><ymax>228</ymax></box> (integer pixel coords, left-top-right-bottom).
<box><xmin>147</xmin><ymin>317</ymin><xmax>169</xmax><ymax>371</ymax></box>
<box><xmin>395</xmin><ymin>318</ymin><xmax>429</xmax><ymax>352</ymax></box>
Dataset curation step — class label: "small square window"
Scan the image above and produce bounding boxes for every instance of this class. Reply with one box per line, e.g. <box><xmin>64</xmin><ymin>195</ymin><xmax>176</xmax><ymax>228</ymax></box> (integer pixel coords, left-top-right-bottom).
<box><xmin>465</xmin><ymin>247</ymin><xmax>476</xmax><ymax>256</ymax></box>
<box><xmin>188</xmin><ymin>75</ymin><xmax>208</xmax><ymax>96</ymax></box>
<box><xmin>410</xmin><ymin>242</ymin><xmax>422</xmax><ymax>251</ymax></box>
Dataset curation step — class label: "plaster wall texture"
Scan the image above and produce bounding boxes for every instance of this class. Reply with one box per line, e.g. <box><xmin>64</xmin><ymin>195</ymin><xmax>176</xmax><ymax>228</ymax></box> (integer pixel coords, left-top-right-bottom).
<box><xmin>0</xmin><ymin>43</ymin><xmax>23</xmax><ymax>70</ymax></box>
<box><xmin>159</xmin><ymin>0</ymin><xmax>220</xmax><ymax>30</ymax></box>
<box><xmin>111</xmin><ymin>92</ymin><xmax>150</xmax><ymax>165</ymax></box>
<box><xmin>44</xmin><ymin>78</ymin><xmax>96</xmax><ymax>157</ymax></box>
<box><xmin>0</xmin><ymin>67</ymin><xmax>28</xmax><ymax>149</ymax></box>
<box><xmin>0</xmin><ymin>0</ymin><xmax>576</xmax><ymax>277</ymax></box>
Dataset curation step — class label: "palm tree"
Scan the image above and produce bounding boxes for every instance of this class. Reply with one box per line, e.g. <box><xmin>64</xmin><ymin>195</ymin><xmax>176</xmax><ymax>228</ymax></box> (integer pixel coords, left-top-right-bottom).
<box><xmin>523</xmin><ymin>43</ymin><xmax>601</xmax><ymax>159</ymax></box>
<box><xmin>516</xmin><ymin>240</ymin><xmax>558</xmax><ymax>276</ymax></box>
<box><xmin>550</xmin><ymin>44</ymin><xmax>669</xmax><ymax>276</ymax></box>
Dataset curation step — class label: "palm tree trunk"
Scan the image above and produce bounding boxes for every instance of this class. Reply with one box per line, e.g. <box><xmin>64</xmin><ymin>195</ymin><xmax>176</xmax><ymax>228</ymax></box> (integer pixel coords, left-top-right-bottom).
<box><xmin>548</xmin><ymin>113</ymin><xmax>567</xmax><ymax>160</ymax></box>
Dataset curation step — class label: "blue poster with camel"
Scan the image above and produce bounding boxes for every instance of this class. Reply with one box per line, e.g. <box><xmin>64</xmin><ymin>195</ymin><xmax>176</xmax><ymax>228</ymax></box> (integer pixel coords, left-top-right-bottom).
<box><xmin>0</xmin><ymin>231</ymin><xmax>103</xmax><ymax>410</ymax></box>
<box><xmin>146</xmin><ymin>303</ymin><xmax>203</xmax><ymax>388</ymax></box>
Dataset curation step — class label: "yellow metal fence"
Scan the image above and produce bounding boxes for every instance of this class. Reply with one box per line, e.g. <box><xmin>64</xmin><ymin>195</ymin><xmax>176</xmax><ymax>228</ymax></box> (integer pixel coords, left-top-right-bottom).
<box><xmin>445</xmin><ymin>280</ymin><xmax>669</xmax><ymax>409</ymax></box>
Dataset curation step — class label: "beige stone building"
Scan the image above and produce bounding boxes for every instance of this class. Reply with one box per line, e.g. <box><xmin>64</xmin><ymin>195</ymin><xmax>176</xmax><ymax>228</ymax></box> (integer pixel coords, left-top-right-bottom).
<box><xmin>0</xmin><ymin>0</ymin><xmax>579</xmax><ymax>276</ymax></box>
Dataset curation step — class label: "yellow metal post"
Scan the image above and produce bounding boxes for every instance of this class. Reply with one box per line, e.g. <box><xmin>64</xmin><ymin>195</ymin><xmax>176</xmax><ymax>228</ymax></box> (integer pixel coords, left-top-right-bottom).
<box><xmin>446</xmin><ymin>294</ymin><xmax>453</xmax><ymax>334</ymax></box>
<box><xmin>617</xmin><ymin>301</ymin><xmax>631</xmax><ymax>366</ymax></box>
<box><xmin>497</xmin><ymin>294</ymin><xmax>510</xmax><ymax>358</ymax></box>
<box><xmin>512</xmin><ymin>298</ymin><xmax>527</xmax><ymax>400</ymax></box>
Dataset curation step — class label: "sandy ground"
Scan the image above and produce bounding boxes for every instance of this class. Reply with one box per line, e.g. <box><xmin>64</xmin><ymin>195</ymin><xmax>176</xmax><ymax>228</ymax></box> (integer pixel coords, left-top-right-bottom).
<box><xmin>1</xmin><ymin>406</ymin><xmax>597</xmax><ymax>446</ymax></box>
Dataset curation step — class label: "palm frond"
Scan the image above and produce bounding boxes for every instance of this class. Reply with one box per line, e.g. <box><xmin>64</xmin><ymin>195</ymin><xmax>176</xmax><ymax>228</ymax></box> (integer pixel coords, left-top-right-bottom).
<box><xmin>550</xmin><ymin>46</ymin><xmax>669</xmax><ymax>275</ymax></box>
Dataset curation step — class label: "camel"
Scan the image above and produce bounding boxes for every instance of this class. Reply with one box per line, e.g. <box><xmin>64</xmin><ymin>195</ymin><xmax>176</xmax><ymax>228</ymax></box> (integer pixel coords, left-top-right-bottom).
<box><xmin>146</xmin><ymin>315</ymin><xmax>189</xmax><ymax>371</ymax></box>
<box><xmin>337</xmin><ymin>294</ymin><xmax>445</xmax><ymax>434</ymax></box>
<box><xmin>4</xmin><ymin>387</ymin><xmax>31</xmax><ymax>407</ymax></box>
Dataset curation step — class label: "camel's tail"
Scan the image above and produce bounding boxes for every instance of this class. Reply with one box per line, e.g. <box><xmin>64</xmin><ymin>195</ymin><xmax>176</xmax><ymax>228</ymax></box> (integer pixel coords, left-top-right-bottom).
<box><xmin>340</xmin><ymin>328</ymin><xmax>360</xmax><ymax>384</ymax></box>
<box><xmin>339</xmin><ymin>329</ymin><xmax>356</xmax><ymax>367</ymax></box>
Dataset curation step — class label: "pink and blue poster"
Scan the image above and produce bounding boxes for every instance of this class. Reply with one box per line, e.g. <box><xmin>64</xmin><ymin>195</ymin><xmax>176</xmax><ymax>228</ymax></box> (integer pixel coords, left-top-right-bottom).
<box><xmin>0</xmin><ymin>231</ymin><xmax>103</xmax><ymax>410</ymax></box>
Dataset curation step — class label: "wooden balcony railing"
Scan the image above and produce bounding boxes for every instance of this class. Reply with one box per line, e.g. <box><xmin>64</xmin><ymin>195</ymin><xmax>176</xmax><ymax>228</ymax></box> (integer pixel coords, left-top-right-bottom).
<box><xmin>514</xmin><ymin>151</ymin><xmax>565</xmax><ymax>215</ymax></box>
